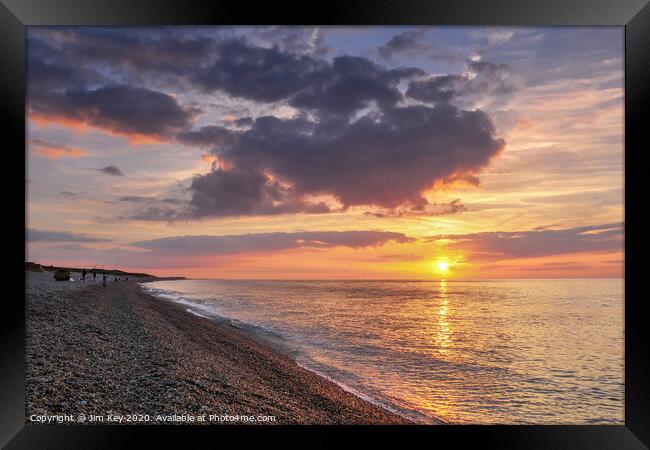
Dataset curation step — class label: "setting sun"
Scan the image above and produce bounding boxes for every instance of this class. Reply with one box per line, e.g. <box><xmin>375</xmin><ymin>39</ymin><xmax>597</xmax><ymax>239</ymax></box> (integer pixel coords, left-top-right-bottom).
<box><xmin>437</xmin><ymin>261</ymin><xmax>450</xmax><ymax>273</ymax></box>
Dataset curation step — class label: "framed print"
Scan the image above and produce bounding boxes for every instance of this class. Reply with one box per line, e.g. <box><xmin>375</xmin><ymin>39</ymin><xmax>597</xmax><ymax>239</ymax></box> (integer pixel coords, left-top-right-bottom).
<box><xmin>2</xmin><ymin>0</ymin><xmax>649</xmax><ymax>448</ymax></box>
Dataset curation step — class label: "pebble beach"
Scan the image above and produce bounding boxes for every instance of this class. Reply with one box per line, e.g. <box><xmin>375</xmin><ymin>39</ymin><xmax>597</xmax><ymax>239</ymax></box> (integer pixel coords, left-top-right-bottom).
<box><xmin>25</xmin><ymin>271</ymin><xmax>409</xmax><ymax>425</ymax></box>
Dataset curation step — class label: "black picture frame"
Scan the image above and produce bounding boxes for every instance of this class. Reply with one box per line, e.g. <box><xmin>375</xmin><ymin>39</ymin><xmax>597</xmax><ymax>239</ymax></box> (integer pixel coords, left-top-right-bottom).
<box><xmin>2</xmin><ymin>0</ymin><xmax>648</xmax><ymax>448</ymax></box>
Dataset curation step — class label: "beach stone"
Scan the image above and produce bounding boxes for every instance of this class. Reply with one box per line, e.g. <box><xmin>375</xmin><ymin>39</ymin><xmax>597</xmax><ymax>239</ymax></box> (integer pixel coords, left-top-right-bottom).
<box><xmin>26</xmin><ymin>270</ymin><xmax>411</xmax><ymax>425</ymax></box>
<box><xmin>53</xmin><ymin>269</ymin><xmax>71</xmax><ymax>281</ymax></box>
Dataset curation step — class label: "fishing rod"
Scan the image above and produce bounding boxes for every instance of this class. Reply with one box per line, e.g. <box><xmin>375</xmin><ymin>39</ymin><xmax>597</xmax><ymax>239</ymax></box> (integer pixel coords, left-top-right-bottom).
<box><xmin>89</xmin><ymin>257</ymin><xmax>102</xmax><ymax>282</ymax></box>
<box><xmin>99</xmin><ymin>255</ymin><xmax>112</xmax><ymax>273</ymax></box>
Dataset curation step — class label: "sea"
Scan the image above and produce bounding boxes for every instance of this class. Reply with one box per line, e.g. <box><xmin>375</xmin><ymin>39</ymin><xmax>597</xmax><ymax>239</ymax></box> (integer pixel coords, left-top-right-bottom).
<box><xmin>141</xmin><ymin>278</ymin><xmax>624</xmax><ymax>424</ymax></box>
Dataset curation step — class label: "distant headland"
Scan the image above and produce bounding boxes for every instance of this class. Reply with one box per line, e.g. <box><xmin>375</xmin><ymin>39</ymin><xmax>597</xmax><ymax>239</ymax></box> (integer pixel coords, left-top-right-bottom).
<box><xmin>25</xmin><ymin>261</ymin><xmax>186</xmax><ymax>281</ymax></box>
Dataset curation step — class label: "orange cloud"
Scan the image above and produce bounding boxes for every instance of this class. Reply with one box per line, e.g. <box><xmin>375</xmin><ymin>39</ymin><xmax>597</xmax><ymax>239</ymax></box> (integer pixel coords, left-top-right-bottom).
<box><xmin>30</xmin><ymin>113</ymin><xmax>90</xmax><ymax>133</ymax></box>
<box><xmin>200</xmin><ymin>154</ymin><xmax>233</xmax><ymax>170</ymax></box>
<box><xmin>426</xmin><ymin>172</ymin><xmax>482</xmax><ymax>193</ymax></box>
<box><xmin>28</xmin><ymin>139</ymin><xmax>87</xmax><ymax>159</ymax></box>
<box><xmin>201</xmin><ymin>154</ymin><xmax>217</xmax><ymax>164</ymax></box>
<box><xmin>29</xmin><ymin>112</ymin><xmax>166</xmax><ymax>145</ymax></box>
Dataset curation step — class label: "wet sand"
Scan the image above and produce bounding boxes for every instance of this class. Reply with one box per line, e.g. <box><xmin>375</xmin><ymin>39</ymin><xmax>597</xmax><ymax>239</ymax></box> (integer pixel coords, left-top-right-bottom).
<box><xmin>25</xmin><ymin>272</ymin><xmax>410</xmax><ymax>424</ymax></box>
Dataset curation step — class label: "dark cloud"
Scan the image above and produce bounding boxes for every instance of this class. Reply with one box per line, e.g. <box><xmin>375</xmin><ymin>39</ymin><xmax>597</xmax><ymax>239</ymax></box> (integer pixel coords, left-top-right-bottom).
<box><xmin>249</xmin><ymin>27</ymin><xmax>331</xmax><ymax>56</ymax></box>
<box><xmin>27</xmin><ymin>30</ymin><xmax>202</xmax><ymax>140</ymax></box>
<box><xmin>99</xmin><ymin>165</ymin><xmax>124</xmax><ymax>176</ymax></box>
<box><xmin>27</xmin><ymin>29</ymin><xmax>511</xmax><ymax>221</ymax></box>
<box><xmin>406</xmin><ymin>75</ymin><xmax>459</xmax><ymax>104</ymax></box>
<box><xmin>194</xmin><ymin>39</ymin><xmax>422</xmax><ymax>116</ymax></box>
<box><xmin>161</xmin><ymin>197</ymin><xmax>183</xmax><ymax>204</ymax></box>
<box><xmin>194</xmin><ymin>39</ymin><xmax>325</xmax><ymax>102</ymax></box>
<box><xmin>132</xmin><ymin>230</ymin><xmax>413</xmax><ymax>256</ymax></box>
<box><xmin>378</xmin><ymin>30</ymin><xmax>427</xmax><ymax>60</ymax></box>
<box><xmin>26</xmin><ymin>37</ymin><xmax>106</xmax><ymax>93</ymax></box>
<box><xmin>175</xmin><ymin>39</ymin><xmax>505</xmax><ymax>218</ymax></box>
<box><xmin>289</xmin><ymin>56</ymin><xmax>423</xmax><ymax>116</ymax></box>
<box><xmin>189</xmin><ymin>167</ymin><xmax>331</xmax><ymax>218</ymax></box>
<box><xmin>60</xmin><ymin>191</ymin><xmax>78</xmax><ymax>197</ymax></box>
<box><xmin>29</xmin><ymin>28</ymin><xmax>217</xmax><ymax>79</ymax></box>
<box><xmin>407</xmin><ymin>60</ymin><xmax>524</xmax><ymax>108</ymax></box>
<box><xmin>377</xmin><ymin>29</ymin><xmax>462</xmax><ymax>62</ymax></box>
<box><xmin>27</xmin><ymin>228</ymin><xmax>112</xmax><ymax>243</ymax></box>
<box><xmin>123</xmin><ymin>205</ymin><xmax>184</xmax><ymax>222</ymax></box>
<box><xmin>235</xmin><ymin>117</ymin><xmax>254</xmax><ymax>127</ymax></box>
<box><xmin>186</xmin><ymin>103</ymin><xmax>503</xmax><ymax>217</ymax></box>
<box><xmin>119</xmin><ymin>196</ymin><xmax>190</xmax><ymax>222</ymax></box>
<box><xmin>430</xmin><ymin>223</ymin><xmax>624</xmax><ymax>260</ymax></box>
<box><xmin>177</xmin><ymin>125</ymin><xmax>235</xmax><ymax>148</ymax></box>
<box><xmin>30</xmin><ymin>85</ymin><xmax>197</xmax><ymax>141</ymax></box>
<box><xmin>28</xmin><ymin>27</ymin><xmax>328</xmax><ymax>90</ymax></box>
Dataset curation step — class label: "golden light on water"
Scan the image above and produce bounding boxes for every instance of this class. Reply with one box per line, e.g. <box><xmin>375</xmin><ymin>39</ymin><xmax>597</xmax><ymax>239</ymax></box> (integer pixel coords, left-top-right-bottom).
<box><xmin>435</xmin><ymin>280</ymin><xmax>451</xmax><ymax>354</ymax></box>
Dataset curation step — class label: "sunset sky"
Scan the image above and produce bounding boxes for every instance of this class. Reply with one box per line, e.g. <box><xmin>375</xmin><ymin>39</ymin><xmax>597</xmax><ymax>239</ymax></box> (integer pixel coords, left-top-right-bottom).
<box><xmin>26</xmin><ymin>26</ymin><xmax>624</xmax><ymax>279</ymax></box>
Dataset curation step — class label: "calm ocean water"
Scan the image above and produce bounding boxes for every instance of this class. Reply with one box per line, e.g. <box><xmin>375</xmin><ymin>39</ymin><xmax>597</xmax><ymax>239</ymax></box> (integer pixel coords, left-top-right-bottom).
<box><xmin>142</xmin><ymin>278</ymin><xmax>624</xmax><ymax>424</ymax></box>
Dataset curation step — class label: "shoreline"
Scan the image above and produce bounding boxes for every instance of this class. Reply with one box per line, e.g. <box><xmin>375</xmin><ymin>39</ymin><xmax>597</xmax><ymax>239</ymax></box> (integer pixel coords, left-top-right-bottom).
<box><xmin>26</xmin><ymin>272</ymin><xmax>411</xmax><ymax>424</ymax></box>
<box><xmin>141</xmin><ymin>281</ymin><xmax>443</xmax><ymax>424</ymax></box>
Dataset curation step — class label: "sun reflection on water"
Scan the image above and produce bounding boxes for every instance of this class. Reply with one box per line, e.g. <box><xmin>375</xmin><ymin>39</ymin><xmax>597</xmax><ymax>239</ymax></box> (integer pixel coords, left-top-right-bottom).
<box><xmin>434</xmin><ymin>280</ymin><xmax>452</xmax><ymax>354</ymax></box>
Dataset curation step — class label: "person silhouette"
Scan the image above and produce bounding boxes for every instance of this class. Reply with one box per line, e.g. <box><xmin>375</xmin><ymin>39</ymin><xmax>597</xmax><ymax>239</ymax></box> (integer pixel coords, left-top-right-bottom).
<box><xmin>81</xmin><ymin>268</ymin><xmax>87</xmax><ymax>282</ymax></box>
<box><xmin>102</xmin><ymin>273</ymin><xmax>108</xmax><ymax>287</ymax></box>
